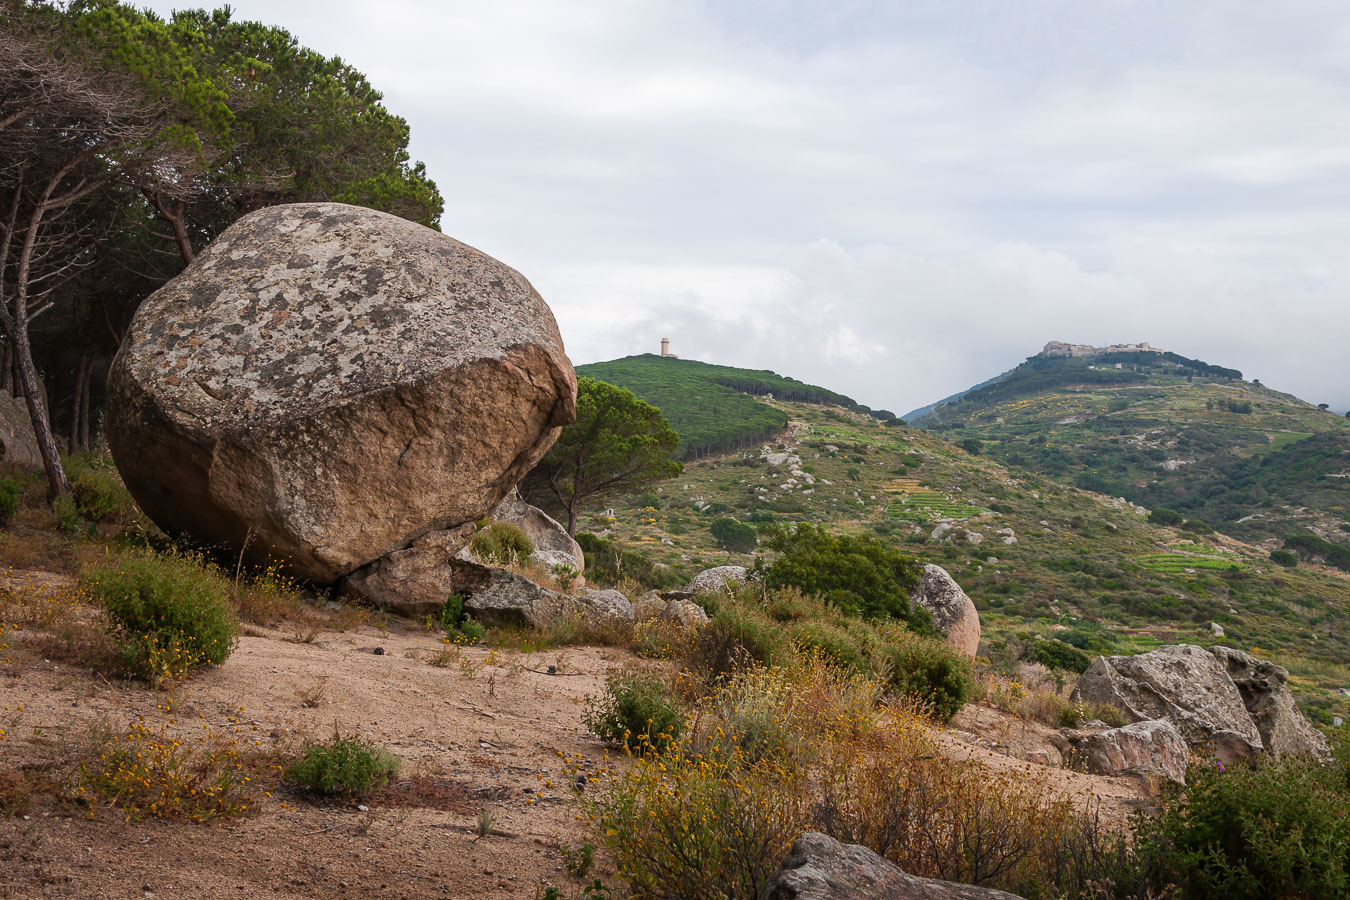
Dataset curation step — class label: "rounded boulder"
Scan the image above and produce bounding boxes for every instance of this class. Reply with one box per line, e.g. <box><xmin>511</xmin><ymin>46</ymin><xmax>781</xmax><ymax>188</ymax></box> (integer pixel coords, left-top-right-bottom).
<box><xmin>106</xmin><ymin>203</ymin><xmax>576</xmax><ymax>583</ymax></box>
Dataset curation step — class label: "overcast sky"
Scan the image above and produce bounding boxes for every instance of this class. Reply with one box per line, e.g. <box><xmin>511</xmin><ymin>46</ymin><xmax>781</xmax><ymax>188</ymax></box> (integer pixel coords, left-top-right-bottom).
<box><xmin>143</xmin><ymin>0</ymin><xmax>1350</xmax><ymax>414</ymax></box>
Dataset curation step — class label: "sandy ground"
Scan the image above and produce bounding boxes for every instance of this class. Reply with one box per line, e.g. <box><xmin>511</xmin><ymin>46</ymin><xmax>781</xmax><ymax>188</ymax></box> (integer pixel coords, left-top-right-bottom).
<box><xmin>0</xmin><ymin>567</ymin><xmax>1151</xmax><ymax>899</ymax></box>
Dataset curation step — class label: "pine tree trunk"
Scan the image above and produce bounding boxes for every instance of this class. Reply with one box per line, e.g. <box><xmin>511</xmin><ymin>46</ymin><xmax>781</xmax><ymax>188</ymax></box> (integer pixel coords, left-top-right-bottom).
<box><xmin>78</xmin><ymin>357</ymin><xmax>91</xmax><ymax>450</ymax></box>
<box><xmin>68</xmin><ymin>352</ymin><xmax>86</xmax><ymax>454</ymax></box>
<box><xmin>10</xmin><ymin>324</ymin><xmax>69</xmax><ymax>497</ymax></box>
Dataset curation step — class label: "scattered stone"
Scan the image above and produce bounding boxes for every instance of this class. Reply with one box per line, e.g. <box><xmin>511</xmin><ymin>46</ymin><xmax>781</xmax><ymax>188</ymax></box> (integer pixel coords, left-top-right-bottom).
<box><xmin>1210</xmin><ymin>646</ymin><xmax>1329</xmax><ymax>758</ymax></box>
<box><xmin>634</xmin><ymin>592</ymin><xmax>668</xmax><ymax>621</ymax></box>
<box><xmin>909</xmin><ymin>564</ymin><xmax>981</xmax><ymax>659</ymax></box>
<box><xmin>659</xmin><ymin>599</ymin><xmax>710</xmax><ymax>629</ymax></box>
<box><xmin>579</xmin><ymin>588</ymin><xmax>635</xmax><ymax>622</ymax></box>
<box><xmin>1064</xmin><ymin>719</ymin><xmax>1189</xmax><ymax>783</ymax></box>
<box><xmin>687</xmin><ymin>565</ymin><xmax>747</xmax><ymax>595</ymax></box>
<box><xmin>1210</xmin><ymin>622</ymin><xmax>1224</xmax><ymax>637</ymax></box>
<box><xmin>106</xmin><ymin>202</ymin><xmax>576</xmax><ymax>584</ymax></box>
<box><xmin>762</xmin><ymin>832</ymin><xmax>1027</xmax><ymax>900</ymax></box>
<box><xmin>1071</xmin><ymin>645</ymin><xmax>1263</xmax><ymax>763</ymax></box>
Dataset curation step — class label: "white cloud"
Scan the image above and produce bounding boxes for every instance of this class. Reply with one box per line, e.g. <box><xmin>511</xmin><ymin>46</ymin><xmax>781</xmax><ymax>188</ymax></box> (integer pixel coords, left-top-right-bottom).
<box><xmin>138</xmin><ymin>0</ymin><xmax>1350</xmax><ymax>410</ymax></box>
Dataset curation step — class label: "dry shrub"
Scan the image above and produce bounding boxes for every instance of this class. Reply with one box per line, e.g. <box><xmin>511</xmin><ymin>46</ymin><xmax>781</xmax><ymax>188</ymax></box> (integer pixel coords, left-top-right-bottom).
<box><xmin>230</xmin><ymin>558</ymin><xmax>316</xmax><ymax>627</ymax></box>
<box><xmin>632</xmin><ymin>617</ymin><xmax>695</xmax><ymax>661</ymax></box>
<box><xmin>594</xmin><ymin>655</ymin><xmax>1134</xmax><ymax>899</ymax></box>
<box><xmin>0</xmin><ymin>571</ymin><xmax>116</xmax><ymax>671</ymax></box>
<box><xmin>76</xmin><ymin>711</ymin><xmax>265</xmax><ymax>822</ymax></box>
<box><xmin>815</xmin><ymin>716</ymin><xmax>1095</xmax><ymax>889</ymax></box>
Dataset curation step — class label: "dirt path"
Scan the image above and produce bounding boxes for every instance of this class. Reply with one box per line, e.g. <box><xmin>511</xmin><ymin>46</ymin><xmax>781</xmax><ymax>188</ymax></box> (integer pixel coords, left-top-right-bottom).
<box><xmin>2</xmin><ymin>606</ymin><xmax>632</xmax><ymax>899</ymax></box>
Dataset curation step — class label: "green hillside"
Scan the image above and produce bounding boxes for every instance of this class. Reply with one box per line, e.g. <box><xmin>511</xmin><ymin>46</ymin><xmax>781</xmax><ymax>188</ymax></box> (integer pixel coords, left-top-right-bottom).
<box><xmin>569</xmin><ymin>399</ymin><xmax>1350</xmax><ymax>727</ymax></box>
<box><xmin>576</xmin><ymin>354</ymin><xmax>878</xmax><ymax>458</ymax></box>
<box><xmin>911</xmin><ymin>348</ymin><xmax>1350</xmax><ymax>546</ymax></box>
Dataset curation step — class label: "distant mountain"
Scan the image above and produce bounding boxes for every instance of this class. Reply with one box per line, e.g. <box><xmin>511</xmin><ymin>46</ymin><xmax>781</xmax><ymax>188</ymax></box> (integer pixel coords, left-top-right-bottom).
<box><xmin>576</xmin><ymin>354</ymin><xmax>883</xmax><ymax>459</ymax></box>
<box><xmin>908</xmin><ymin>344</ymin><xmax>1350</xmax><ymax>545</ymax></box>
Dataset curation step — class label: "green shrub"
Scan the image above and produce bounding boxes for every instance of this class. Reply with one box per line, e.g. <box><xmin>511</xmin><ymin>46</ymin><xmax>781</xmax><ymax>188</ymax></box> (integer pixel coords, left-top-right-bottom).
<box><xmin>710</xmin><ymin>517</ymin><xmax>757</xmax><ymax>553</ymax></box>
<box><xmin>583</xmin><ymin>669</ymin><xmax>684</xmax><ymax>752</ymax></box>
<box><xmin>83</xmin><ymin>550</ymin><xmax>240</xmax><ymax>684</ymax></box>
<box><xmin>0</xmin><ymin>476</ymin><xmax>21</xmax><ymax>525</ymax></box>
<box><xmin>1032</xmin><ymin>639</ymin><xmax>1093</xmax><ymax>673</ymax></box>
<box><xmin>1180</xmin><ymin>518</ymin><xmax>1215</xmax><ymax>535</ymax></box>
<box><xmin>959</xmin><ymin>438</ymin><xmax>982</xmax><ymax>455</ymax></box>
<box><xmin>693</xmin><ymin>604</ymin><xmax>789</xmax><ymax>678</ymax></box>
<box><xmin>790</xmin><ymin>621</ymin><xmax>869</xmax><ymax>672</ymax></box>
<box><xmin>1149</xmin><ymin>507</ymin><xmax>1184</xmax><ymax>526</ymax></box>
<box><xmin>286</xmin><ymin>733</ymin><xmax>400</xmax><ymax>796</ymax></box>
<box><xmin>70</xmin><ymin>468</ymin><xmax>132</xmax><ymax>522</ymax></box>
<box><xmin>759</xmin><ymin>523</ymin><xmax>929</xmax><ymax>629</ymax></box>
<box><xmin>429</xmin><ymin>593</ymin><xmax>485</xmax><ymax>645</ymax></box>
<box><xmin>1131</xmin><ymin>752</ymin><xmax>1350</xmax><ymax>899</ymax></box>
<box><xmin>878</xmin><ymin>631</ymin><xmax>973</xmax><ymax>723</ymax></box>
<box><xmin>1269</xmin><ymin>549</ymin><xmax>1299</xmax><ymax>568</ymax></box>
<box><xmin>470</xmin><ymin>521</ymin><xmax>535</xmax><ymax>564</ymax></box>
<box><xmin>51</xmin><ymin>496</ymin><xmax>85</xmax><ymax>535</ymax></box>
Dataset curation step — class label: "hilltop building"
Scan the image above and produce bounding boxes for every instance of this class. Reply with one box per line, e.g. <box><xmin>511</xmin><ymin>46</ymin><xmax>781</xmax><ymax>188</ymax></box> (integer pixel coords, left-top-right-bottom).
<box><xmin>1042</xmin><ymin>341</ymin><xmax>1160</xmax><ymax>358</ymax></box>
<box><xmin>659</xmin><ymin>338</ymin><xmax>679</xmax><ymax>359</ymax></box>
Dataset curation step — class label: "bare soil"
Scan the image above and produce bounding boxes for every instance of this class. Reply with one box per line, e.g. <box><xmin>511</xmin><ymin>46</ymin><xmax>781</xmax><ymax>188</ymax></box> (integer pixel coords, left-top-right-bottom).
<box><xmin>0</xmin><ymin>567</ymin><xmax>1151</xmax><ymax>899</ymax></box>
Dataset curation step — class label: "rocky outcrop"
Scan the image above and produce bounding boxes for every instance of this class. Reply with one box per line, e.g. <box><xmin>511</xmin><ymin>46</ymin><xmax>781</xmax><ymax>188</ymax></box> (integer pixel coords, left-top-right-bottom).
<box><xmin>0</xmin><ymin>394</ymin><xmax>40</xmax><ymax>469</ymax></box>
<box><xmin>1071</xmin><ymin>645</ymin><xmax>1263</xmax><ymax>762</ymax></box>
<box><xmin>909</xmin><ymin>564</ymin><xmax>981</xmax><ymax>659</ymax></box>
<box><xmin>687</xmin><ymin>565</ymin><xmax>747</xmax><ymax>595</ymax></box>
<box><xmin>1063</xmin><ymin>719</ymin><xmax>1189</xmax><ymax>783</ymax></box>
<box><xmin>1210</xmin><ymin>646</ymin><xmax>1329</xmax><ymax>758</ymax></box>
<box><xmin>761</xmin><ymin>832</ymin><xmax>1027</xmax><ymax>900</ymax></box>
<box><xmin>490</xmin><ymin>492</ymin><xmax>584</xmax><ymax>574</ymax></box>
<box><xmin>340</xmin><ymin>524</ymin><xmax>475</xmax><ymax>617</ymax></box>
<box><xmin>106</xmin><ymin>203</ymin><xmax>575</xmax><ymax>584</ymax></box>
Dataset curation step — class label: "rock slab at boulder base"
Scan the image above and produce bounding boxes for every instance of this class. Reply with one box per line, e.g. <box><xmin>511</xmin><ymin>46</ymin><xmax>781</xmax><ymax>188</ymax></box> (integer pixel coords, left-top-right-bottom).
<box><xmin>761</xmin><ymin>832</ymin><xmax>1026</xmax><ymax>900</ymax></box>
<box><xmin>909</xmin><ymin>564</ymin><xmax>981</xmax><ymax>659</ymax></box>
<box><xmin>106</xmin><ymin>203</ymin><xmax>576</xmax><ymax>583</ymax></box>
<box><xmin>1064</xmin><ymin>719</ymin><xmax>1189</xmax><ymax>784</ymax></box>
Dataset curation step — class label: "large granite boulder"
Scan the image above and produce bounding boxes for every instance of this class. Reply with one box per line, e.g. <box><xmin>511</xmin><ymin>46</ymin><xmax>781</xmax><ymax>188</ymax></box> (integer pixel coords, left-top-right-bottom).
<box><xmin>909</xmin><ymin>564</ymin><xmax>981</xmax><ymax>659</ymax></box>
<box><xmin>0</xmin><ymin>394</ymin><xmax>40</xmax><ymax>469</ymax></box>
<box><xmin>1071</xmin><ymin>645</ymin><xmax>1263</xmax><ymax>762</ymax></box>
<box><xmin>761</xmin><ymin>832</ymin><xmax>1026</xmax><ymax>900</ymax></box>
<box><xmin>490</xmin><ymin>492</ymin><xmax>584</xmax><ymax>574</ymax></box>
<box><xmin>1063</xmin><ymin>719</ymin><xmax>1189</xmax><ymax>784</ymax></box>
<box><xmin>687</xmin><ymin>565</ymin><xmax>747</xmax><ymax>595</ymax></box>
<box><xmin>106</xmin><ymin>203</ymin><xmax>575</xmax><ymax>583</ymax></box>
<box><xmin>1210</xmin><ymin>646</ymin><xmax>1329</xmax><ymax>758</ymax></box>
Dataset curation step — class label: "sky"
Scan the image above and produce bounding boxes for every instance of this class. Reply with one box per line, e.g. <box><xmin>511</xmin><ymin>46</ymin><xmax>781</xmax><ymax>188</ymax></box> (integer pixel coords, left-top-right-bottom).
<box><xmin>143</xmin><ymin>0</ymin><xmax>1350</xmax><ymax>415</ymax></box>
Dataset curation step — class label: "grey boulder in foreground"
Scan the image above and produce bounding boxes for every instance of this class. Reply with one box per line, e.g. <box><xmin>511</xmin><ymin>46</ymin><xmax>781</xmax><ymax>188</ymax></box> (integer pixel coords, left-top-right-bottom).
<box><xmin>106</xmin><ymin>202</ymin><xmax>575</xmax><ymax>583</ymax></box>
<box><xmin>761</xmin><ymin>832</ymin><xmax>1026</xmax><ymax>899</ymax></box>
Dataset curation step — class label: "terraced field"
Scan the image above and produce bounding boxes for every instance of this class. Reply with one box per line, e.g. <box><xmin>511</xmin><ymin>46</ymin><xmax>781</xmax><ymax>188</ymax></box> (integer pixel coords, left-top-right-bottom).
<box><xmin>883</xmin><ymin>481</ymin><xmax>990</xmax><ymax>523</ymax></box>
<box><xmin>1136</xmin><ymin>552</ymin><xmax>1246</xmax><ymax>574</ymax></box>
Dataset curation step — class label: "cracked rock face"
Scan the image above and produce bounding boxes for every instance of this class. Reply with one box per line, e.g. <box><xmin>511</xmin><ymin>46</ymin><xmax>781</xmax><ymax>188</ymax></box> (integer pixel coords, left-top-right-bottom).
<box><xmin>106</xmin><ymin>203</ymin><xmax>576</xmax><ymax>583</ymax></box>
